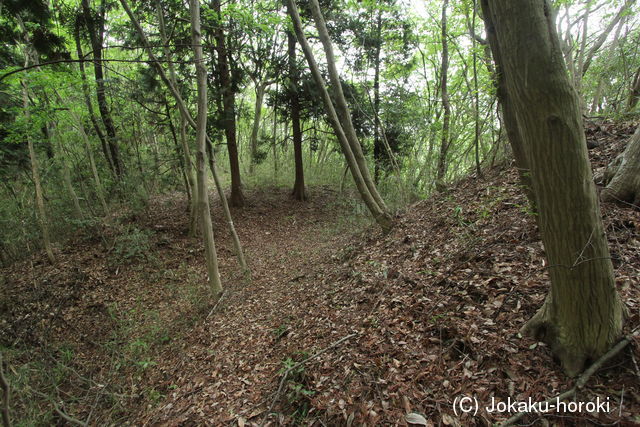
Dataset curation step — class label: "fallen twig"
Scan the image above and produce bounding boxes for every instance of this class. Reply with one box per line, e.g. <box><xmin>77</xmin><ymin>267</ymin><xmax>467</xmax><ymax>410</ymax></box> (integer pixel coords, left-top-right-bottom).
<box><xmin>500</xmin><ymin>329</ymin><xmax>639</xmax><ymax>427</ymax></box>
<box><xmin>206</xmin><ymin>290</ymin><xmax>227</xmax><ymax>319</ymax></box>
<box><xmin>259</xmin><ymin>332</ymin><xmax>358</xmax><ymax>427</ymax></box>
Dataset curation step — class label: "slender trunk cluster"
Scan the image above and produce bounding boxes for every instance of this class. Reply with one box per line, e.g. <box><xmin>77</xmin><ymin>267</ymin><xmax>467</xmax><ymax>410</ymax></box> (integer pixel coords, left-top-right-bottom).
<box><xmin>286</xmin><ymin>0</ymin><xmax>393</xmax><ymax>232</ymax></box>
<box><xmin>119</xmin><ymin>0</ymin><xmax>249</xmax><ymax>277</ymax></box>
<box><xmin>189</xmin><ymin>0</ymin><xmax>223</xmax><ymax>295</ymax></box>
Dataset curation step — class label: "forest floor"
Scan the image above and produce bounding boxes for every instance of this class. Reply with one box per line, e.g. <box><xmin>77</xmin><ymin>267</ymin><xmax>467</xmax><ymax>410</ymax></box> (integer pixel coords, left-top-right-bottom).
<box><xmin>1</xmin><ymin>120</ymin><xmax>640</xmax><ymax>426</ymax></box>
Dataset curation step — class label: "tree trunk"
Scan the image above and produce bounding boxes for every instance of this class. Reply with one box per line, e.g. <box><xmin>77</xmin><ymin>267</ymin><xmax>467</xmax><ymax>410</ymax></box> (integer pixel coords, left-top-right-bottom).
<box><xmin>472</xmin><ymin>0</ymin><xmax>483</xmax><ymax>179</ymax></box>
<box><xmin>288</xmin><ymin>31</ymin><xmax>306</xmax><ymax>201</ymax></box>
<box><xmin>249</xmin><ymin>81</ymin><xmax>267</xmax><ymax>172</ymax></box>
<box><xmin>190</xmin><ymin>0</ymin><xmax>222</xmax><ymax>296</ymax></box>
<box><xmin>373</xmin><ymin>10</ymin><xmax>383</xmax><ymax>184</ymax></box>
<box><xmin>120</xmin><ymin>0</ymin><xmax>249</xmax><ymax>275</ymax></box>
<box><xmin>212</xmin><ymin>0</ymin><xmax>244</xmax><ymax>207</ymax></box>
<box><xmin>80</xmin><ymin>0</ymin><xmax>122</xmax><ymax>177</ymax></box>
<box><xmin>481</xmin><ymin>0</ymin><xmax>624</xmax><ymax>377</ymax></box>
<box><xmin>73</xmin><ymin>18</ymin><xmax>114</xmax><ymax>176</ymax></box>
<box><xmin>286</xmin><ymin>0</ymin><xmax>393</xmax><ymax>231</ymax></box>
<box><xmin>627</xmin><ymin>67</ymin><xmax>640</xmax><ymax>112</ymax></box>
<box><xmin>23</xmin><ymin>83</ymin><xmax>55</xmax><ymax>264</ymax></box>
<box><xmin>436</xmin><ymin>0</ymin><xmax>451</xmax><ymax>191</ymax></box>
<box><xmin>602</xmin><ymin>125</ymin><xmax>640</xmax><ymax>206</ymax></box>
<box><xmin>51</xmin><ymin>125</ymin><xmax>83</xmax><ymax>220</ymax></box>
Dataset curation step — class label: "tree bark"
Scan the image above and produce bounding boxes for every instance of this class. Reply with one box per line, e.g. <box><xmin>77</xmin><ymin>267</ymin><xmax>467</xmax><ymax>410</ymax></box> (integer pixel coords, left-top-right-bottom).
<box><xmin>190</xmin><ymin>0</ymin><xmax>222</xmax><ymax>296</ymax></box>
<box><xmin>211</xmin><ymin>0</ymin><xmax>244</xmax><ymax>207</ymax></box>
<box><xmin>436</xmin><ymin>0</ymin><xmax>451</xmax><ymax>191</ymax></box>
<box><xmin>288</xmin><ymin>31</ymin><xmax>306</xmax><ymax>201</ymax></box>
<box><xmin>80</xmin><ymin>0</ymin><xmax>122</xmax><ymax>177</ymax></box>
<box><xmin>481</xmin><ymin>0</ymin><xmax>624</xmax><ymax>376</ymax></box>
<box><xmin>286</xmin><ymin>0</ymin><xmax>392</xmax><ymax>231</ymax></box>
<box><xmin>602</xmin><ymin>125</ymin><xmax>640</xmax><ymax>206</ymax></box>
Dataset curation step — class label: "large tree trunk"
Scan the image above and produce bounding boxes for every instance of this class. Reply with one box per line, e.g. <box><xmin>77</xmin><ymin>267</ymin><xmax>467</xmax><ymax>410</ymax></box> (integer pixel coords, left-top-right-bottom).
<box><xmin>286</xmin><ymin>0</ymin><xmax>392</xmax><ymax>231</ymax></box>
<box><xmin>436</xmin><ymin>0</ymin><xmax>451</xmax><ymax>191</ymax></box>
<box><xmin>602</xmin><ymin>125</ymin><xmax>640</xmax><ymax>206</ymax></box>
<box><xmin>212</xmin><ymin>0</ymin><xmax>244</xmax><ymax>207</ymax></box>
<box><xmin>190</xmin><ymin>0</ymin><xmax>222</xmax><ymax>296</ymax></box>
<box><xmin>481</xmin><ymin>0</ymin><xmax>624</xmax><ymax>377</ymax></box>
<box><xmin>80</xmin><ymin>0</ymin><xmax>122</xmax><ymax>177</ymax></box>
<box><xmin>288</xmin><ymin>31</ymin><xmax>306</xmax><ymax>201</ymax></box>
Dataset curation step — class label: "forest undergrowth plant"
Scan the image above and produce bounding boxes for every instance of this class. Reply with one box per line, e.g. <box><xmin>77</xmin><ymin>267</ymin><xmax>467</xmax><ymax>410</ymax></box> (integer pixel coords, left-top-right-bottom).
<box><xmin>278</xmin><ymin>351</ymin><xmax>315</xmax><ymax>421</ymax></box>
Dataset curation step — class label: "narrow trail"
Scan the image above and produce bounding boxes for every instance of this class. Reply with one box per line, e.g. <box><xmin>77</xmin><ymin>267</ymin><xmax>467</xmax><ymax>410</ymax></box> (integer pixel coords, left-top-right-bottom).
<box><xmin>135</xmin><ymin>186</ymin><xmax>371</xmax><ymax>424</ymax></box>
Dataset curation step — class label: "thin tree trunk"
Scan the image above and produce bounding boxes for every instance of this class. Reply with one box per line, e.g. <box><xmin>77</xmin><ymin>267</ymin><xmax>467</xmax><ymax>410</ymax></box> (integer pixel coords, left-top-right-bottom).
<box><xmin>80</xmin><ymin>0</ymin><xmax>122</xmax><ymax>177</ymax></box>
<box><xmin>212</xmin><ymin>0</ymin><xmax>244</xmax><ymax>207</ymax></box>
<box><xmin>183</xmin><ymin>116</ymin><xmax>199</xmax><ymax>237</ymax></box>
<box><xmin>23</xmin><ymin>83</ymin><xmax>55</xmax><ymax>264</ymax></box>
<box><xmin>120</xmin><ymin>0</ymin><xmax>248</xmax><ymax>274</ymax></box>
<box><xmin>286</xmin><ymin>0</ymin><xmax>392</xmax><ymax>231</ymax></box>
<box><xmin>165</xmin><ymin>100</ymin><xmax>191</xmax><ymax>202</ymax></box>
<box><xmin>190</xmin><ymin>0</ymin><xmax>222</xmax><ymax>296</ymax></box>
<box><xmin>76</xmin><ymin>115</ymin><xmax>109</xmax><ymax>215</ymax></box>
<box><xmin>249</xmin><ymin>80</ymin><xmax>268</xmax><ymax>172</ymax></box>
<box><xmin>481</xmin><ymin>0</ymin><xmax>624</xmax><ymax>376</ymax></box>
<box><xmin>472</xmin><ymin>0</ymin><xmax>482</xmax><ymax>179</ymax></box>
<box><xmin>307</xmin><ymin>0</ymin><xmax>390</xmax><ymax>217</ymax></box>
<box><xmin>436</xmin><ymin>0</ymin><xmax>451</xmax><ymax>191</ymax></box>
<box><xmin>288</xmin><ymin>31</ymin><xmax>306</xmax><ymax>200</ymax></box>
<box><xmin>73</xmin><ymin>18</ymin><xmax>114</xmax><ymax>176</ymax></box>
<box><xmin>52</xmin><ymin>125</ymin><xmax>83</xmax><ymax>220</ymax></box>
<box><xmin>373</xmin><ymin>10</ymin><xmax>383</xmax><ymax>184</ymax></box>
<box><xmin>627</xmin><ymin>66</ymin><xmax>640</xmax><ymax>111</ymax></box>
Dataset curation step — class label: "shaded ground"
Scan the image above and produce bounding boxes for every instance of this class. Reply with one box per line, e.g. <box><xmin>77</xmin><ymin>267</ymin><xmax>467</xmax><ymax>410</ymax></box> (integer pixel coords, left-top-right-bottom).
<box><xmin>1</xmin><ymin>120</ymin><xmax>639</xmax><ymax>426</ymax></box>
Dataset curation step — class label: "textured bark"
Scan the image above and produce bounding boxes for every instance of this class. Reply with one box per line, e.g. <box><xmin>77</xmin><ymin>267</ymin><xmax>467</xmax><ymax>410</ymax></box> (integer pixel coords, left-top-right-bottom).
<box><xmin>436</xmin><ymin>0</ymin><xmax>451</xmax><ymax>191</ymax></box>
<box><xmin>481</xmin><ymin>0</ymin><xmax>624</xmax><ymax>376</ymax></box>
<box><xmin>288</xmin><ymin>31</ymin><xmax>306</xmax><ymax>201</ymax></box>
<box><xmin>286</xmin><ymin>0</ymin><xmax>392</xmax><ymax>231</ymax></box>
<box><xmin>602</xmin><ymin>125</ymin><xmax>640</xmax><ymax>206</ymax></box>
<box><xmin>190</xmin><ymin>0</ymin><xmax>222</xmax><ymax>296</ymax></box>
<box><xmin>80</xmin><ymin>0</ymin><xmax>122</xmax><ymax>177</ymax></box>
<box><xmin>212</xmin><ymin>0</ymin><xmax>244</xmax><ymax>207</ymax></box>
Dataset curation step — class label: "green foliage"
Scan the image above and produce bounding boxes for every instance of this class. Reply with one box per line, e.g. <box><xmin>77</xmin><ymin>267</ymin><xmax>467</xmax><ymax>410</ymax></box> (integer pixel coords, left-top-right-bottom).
<box><xmin>279</xmin><ymin>351</ymin><xmax>315</xmax><ymax>420</ymax></box>
<box><xmin>111</xmin><ymin>226</ymin><xmax>155</xmax><ymax>265</ymax></box>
